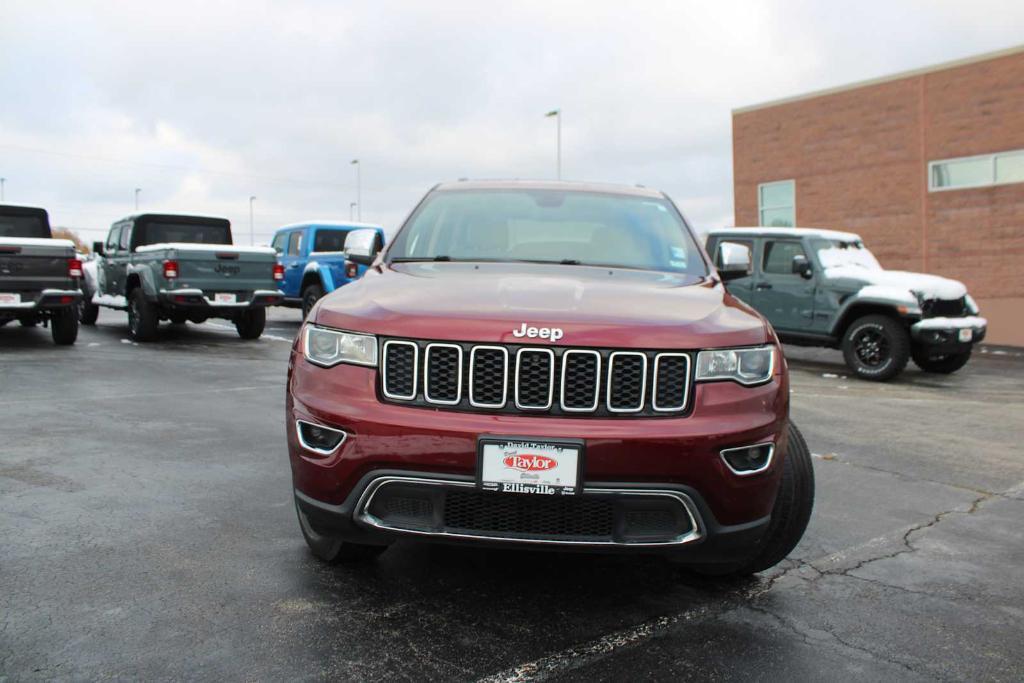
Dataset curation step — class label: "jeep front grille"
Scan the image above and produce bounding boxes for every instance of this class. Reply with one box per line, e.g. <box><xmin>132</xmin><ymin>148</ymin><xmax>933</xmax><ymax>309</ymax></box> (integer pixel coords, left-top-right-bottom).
<box><xmin>379</xmin><ymin>338</ymin><xmax>692</xmax><ymax>417</ymax></box>
<box><xmin>922</xmin><ymin>297</ymin><xmax>968</xmax><ymax>318</ymax></box>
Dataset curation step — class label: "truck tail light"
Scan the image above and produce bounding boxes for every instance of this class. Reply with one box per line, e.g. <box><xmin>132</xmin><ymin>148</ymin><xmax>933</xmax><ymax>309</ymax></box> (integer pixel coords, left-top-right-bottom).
<box><xmin>273</xmin><ymin>263</ymin><xmax>285</xmax><ymax>281</ymax></box>
<box><xmin>67</xmin><ymin>258</ymin><xmax>83</xmax><ymax>278</ymax></box>
<box><xmin>163</xmin><ymin>259</ymin><xmax>179</xmax><ymax>279</ymax></box>
<box><xmin>345</xmin><ymin>261</ymin><xmax>358</xmax><ymax>279</ymax></box>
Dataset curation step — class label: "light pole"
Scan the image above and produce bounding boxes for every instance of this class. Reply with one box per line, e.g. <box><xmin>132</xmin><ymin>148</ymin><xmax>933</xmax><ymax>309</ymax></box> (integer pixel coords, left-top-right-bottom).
<box><xmin>350</xmin><ymin>159</ymin><xmax>361</xmax><ymax>220</ymax></box>
<box><xmin>134</xmin><ymin>187</ymin><xmax>141</xmax><ymax>211</ymax></box>
<box><xmin>545</xmin><ymin>109</ymin><xmax>561</xmax><ymax>179</ymax></box>
<box><xmin>249</xmin><ymin>196</ymin><xmax>256</xmax><ymax>246</ymax></box>
<box><xmin>350</xmin><ymin>202</ymin><xmax>357</xmax><ymax>221</ymax></box>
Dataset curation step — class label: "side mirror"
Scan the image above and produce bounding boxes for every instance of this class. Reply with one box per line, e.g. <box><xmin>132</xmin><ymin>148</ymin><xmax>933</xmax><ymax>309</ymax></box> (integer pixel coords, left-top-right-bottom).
<box><xmin>792</xmin><ymin>254</ymin><xmax>813</xmax><ymax>279</ymax></box>
<box><xmin>717</xmin><ymin>242</ymin><xmax>752</xmax><ymax>282</ymax></box>
<box><xmin>92</xmin><ymin>241</ymin><xmax>105</xmax><ymax>257</ymax></box>
<box><xmin>344</xmin><ymin>228</ymin><xmax>381</xmax><ymax>266</ymax></box>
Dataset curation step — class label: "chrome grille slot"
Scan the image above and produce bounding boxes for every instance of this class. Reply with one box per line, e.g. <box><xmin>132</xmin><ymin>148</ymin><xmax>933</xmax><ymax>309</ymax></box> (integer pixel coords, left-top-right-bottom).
<box><xmin>515</xmin><ymin>348</ymin><xmax>555</xmax><ymax>410</ymax></box>
<box><xmin>379</xmin><ymin>338</ymin><xmax>692</xmax><ymax>418</ymax></box>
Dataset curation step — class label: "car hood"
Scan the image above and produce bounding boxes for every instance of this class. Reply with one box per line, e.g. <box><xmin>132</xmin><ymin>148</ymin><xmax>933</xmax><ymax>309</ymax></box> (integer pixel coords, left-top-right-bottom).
<box><xmin>823</xmin><ymin>266</ymin><xmax>967</xmax><ymax>300</ymax></box>
<box><xmin>314</xmin><ymin>262</ymin><xmax>769</xmax><ymax>349</ymax></box>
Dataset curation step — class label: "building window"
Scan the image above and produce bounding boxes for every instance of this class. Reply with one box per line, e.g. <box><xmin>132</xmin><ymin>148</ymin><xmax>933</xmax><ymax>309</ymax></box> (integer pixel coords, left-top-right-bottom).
<box><xmin>929</xmin><ymin>149</ymin><xmax>1024</xmax><ymax>191</ymax></box>
<box><xmin>758</xmin><ymin>180</ymin><xmax>795</xmax><ymax>227</ymax></box>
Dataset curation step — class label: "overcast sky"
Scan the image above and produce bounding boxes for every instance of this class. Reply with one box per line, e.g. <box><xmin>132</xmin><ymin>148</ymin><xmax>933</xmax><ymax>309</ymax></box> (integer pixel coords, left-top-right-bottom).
<box><xmin>2</xmin><ymin>1</ymin><xmax>1022</xmax><ymax>245</ymax></box>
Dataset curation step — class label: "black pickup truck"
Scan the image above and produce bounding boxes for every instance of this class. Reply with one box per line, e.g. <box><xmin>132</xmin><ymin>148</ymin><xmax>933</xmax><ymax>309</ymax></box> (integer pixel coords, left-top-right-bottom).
<box><xmin>0</xmin><ymin>204</ymin><xmax>82</xmax><ymax>345</ymax></box>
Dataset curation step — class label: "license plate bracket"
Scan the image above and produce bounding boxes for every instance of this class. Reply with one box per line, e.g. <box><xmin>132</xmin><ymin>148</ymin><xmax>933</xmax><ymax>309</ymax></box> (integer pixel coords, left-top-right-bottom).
<box><xmin>477</xmin><ymin>436</ymin><xmax>584</xmax><ymax>496</ymax></box>
<box><xmin>214</xmin><ymin>292</ymin><xmax>237</xmax><ymax>304</ymax></box>
<box><xmin>958</xmin><ymin>328</ymin><xmax>973</xmax><ymax>342</ymax></box>
<box><xmin>0</xmin><ymin>293</ymin><xmax>21</xmax><ymax>305</ymax></box>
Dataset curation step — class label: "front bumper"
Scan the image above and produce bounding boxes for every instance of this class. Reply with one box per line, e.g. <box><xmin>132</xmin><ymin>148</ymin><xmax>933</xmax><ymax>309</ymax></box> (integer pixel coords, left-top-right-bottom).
<box><xmin>157</xmin><ymin>288</ymin><xmax>283</xmax><ymax>309</ymax></box>
<box><xmin>287</xmin><ymin>348</ymin><xmax>790</xmax><ymax>549</ymax></box>
<box><xmin>0</xmin><ymin>288</ymin><xmax>81</xmax><ymax>312</ymax></box>
<box><xmin>911</xmin><ymin>315</ymin><xmax>987</xmax><ymax>353</ymax></box>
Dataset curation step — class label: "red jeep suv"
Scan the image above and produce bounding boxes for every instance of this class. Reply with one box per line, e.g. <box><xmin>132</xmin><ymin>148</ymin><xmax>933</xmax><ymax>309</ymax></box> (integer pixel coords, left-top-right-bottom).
<box><xmin>286</xmin><ymin>180</ymin><xmax>814</xmax><ymax>576</ymax></box>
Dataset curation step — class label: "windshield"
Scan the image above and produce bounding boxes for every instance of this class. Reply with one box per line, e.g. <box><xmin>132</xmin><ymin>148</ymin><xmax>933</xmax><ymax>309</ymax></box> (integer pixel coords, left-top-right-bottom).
<box><xmin>0</xmin><ymin>213</ymin><xmax>50</xmax><ymax>238</ymax></box>
<box><xmin>135</xmin><ymin>221</ymin><xmax>232</xmax><ymax>247</ymax></box>
<box><xmin>387</xmin><ymin>189</ymin><xmax>707</xmax><ymax>276</ymax></box>
<box><xmin>812</xmin><ymin>238</ymin><xmax>881</xmax><ymax>271</ymax></box>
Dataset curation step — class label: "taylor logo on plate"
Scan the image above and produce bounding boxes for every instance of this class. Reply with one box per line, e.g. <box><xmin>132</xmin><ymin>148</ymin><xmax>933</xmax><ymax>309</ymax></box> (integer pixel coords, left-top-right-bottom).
<box><xmin>502</xmin><ymin>453</ymin><xmax>557</xmax><ymax>472</ymax></box>
<box><xmin>512</xmin><ymin>322</ymin><xmax>564</xmax><ymax>342</ymax></box>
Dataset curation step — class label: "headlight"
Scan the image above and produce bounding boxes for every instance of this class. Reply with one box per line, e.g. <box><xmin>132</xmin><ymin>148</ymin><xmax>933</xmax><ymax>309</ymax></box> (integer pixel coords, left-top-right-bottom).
<box><xmin>695</xmin><ymin>346</ymin><xmax>775</xmax><ymax>385</ymax></box>
<box><xmin>303</xmin><ymin>325</ymin><xmax>378</xmax><ymax>367</ymax></box>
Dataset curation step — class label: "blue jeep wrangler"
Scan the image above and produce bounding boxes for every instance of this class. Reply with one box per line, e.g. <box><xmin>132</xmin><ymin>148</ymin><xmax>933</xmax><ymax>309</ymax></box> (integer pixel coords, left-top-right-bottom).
<box><xmin>270</xmin><ymin>221</ymin><xmax>385</xmax><ymax>318</ymax></box>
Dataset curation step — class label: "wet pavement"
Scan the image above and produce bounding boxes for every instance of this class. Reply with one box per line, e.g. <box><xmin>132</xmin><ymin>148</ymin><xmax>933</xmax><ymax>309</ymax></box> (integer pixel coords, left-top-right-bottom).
<box><xmin>2</xmin><ymin>309</ymin><xmax>1022</xmax><ymax>681</ymax></box>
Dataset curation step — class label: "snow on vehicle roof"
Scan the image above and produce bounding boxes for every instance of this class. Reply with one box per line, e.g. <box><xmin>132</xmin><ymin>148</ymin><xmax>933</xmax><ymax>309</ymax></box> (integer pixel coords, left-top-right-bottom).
<box><xmin>135</xmin><ymin>243</ymin><xmax>276</xmax><ymax>255</ymax></box>
<box><xmin>0</xmin><ymin>236</ymin><xmax>75</xmax><ymax>248</ymax></box>
<box><xmin>275</xmin><ymin>220</ymin><xmax>384</xmax><ymax>231</ymax></box>
<box><xmin>707</xmin><ymin>227</ymin><xmax>863</xmax><ymax>242</ymax></box>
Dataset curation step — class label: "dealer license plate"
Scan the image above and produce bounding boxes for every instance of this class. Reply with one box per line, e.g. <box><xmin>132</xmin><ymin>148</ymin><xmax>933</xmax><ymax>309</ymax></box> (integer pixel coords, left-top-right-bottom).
<box><xmin>478</xmin><ymin>437</ymin><xmax>582</xmax><ymax>496</ymax></box>
<box><xmin>0</xmin><ymin>293</ymin><xmax>21</xmax><ymax>305</ymax></box>
<box><xmin>958</xmin><ymin>328</ymin><xmax>973</xmax><ymax>342</ymax></box>
<box><xmin>214</xmin><ymin>293</ymin><xmax>237</xmax><ymax>304</ymax></box>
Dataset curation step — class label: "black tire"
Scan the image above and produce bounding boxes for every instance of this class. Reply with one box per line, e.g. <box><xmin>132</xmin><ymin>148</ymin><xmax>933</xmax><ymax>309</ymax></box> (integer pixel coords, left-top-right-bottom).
<box><xmin>912</xmin><ymin>347</ymin><xmax>971</xmax><ymax>374</ymax></box>
<box><xmin>841</xmin><ymin>314</ymin><xmax>910</xmax><ymax>381</ymax></box>
<box><xmin>301</xmin><ymin>283</ymin><xmax>324</xmax><ymax>320</ymax></box>
<box><xmin>295</xmin><ymin>499</ymin><xmax>387</xmax><ymax>564</ymax></box>
<box><xmin>127</xmin><ymin>288</ymin><xmax>159</xmax><ymax>342</ymax></box>
<box><xmin>234</xmin><ymin>307</ymin><xmax>266</xmax><ymax>340</ymax></box>
<box><xmin>79</xmin><ymin>297</ymin><xmax>99</xmax><ymax>325</ymax></box>
<box><xmin>689</xmin><ymin>422</ymin><xmax>815</xmax><ymax>577</ymax></box>
<box><xmin>50</xmin><ymin>307</ymin><xmax>79</xmax><ymax>345</ymax></box>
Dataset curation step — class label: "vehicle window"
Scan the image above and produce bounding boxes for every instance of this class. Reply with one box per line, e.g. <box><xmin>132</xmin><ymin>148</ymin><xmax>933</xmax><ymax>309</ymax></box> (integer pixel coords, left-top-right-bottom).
<box><xmin>312</xmin><ymin>229</ymin><xmax>348</xmax><ymax>252</ymax></box>
<box><xmin>119</xmin><ymin>225</ymin><xmax>132</xmax><ymax>250</ymax></box>
<box><xmin>134</xmin><ymin>221</ymin><xmax>232</xmax><ymax>247</ymax></box>
<box><xmin>388</xmin><ymin>189</ymin><xmax>707</xmax><ymax>276</ymax></box>
<box><xmin>287</xmin><ymin>231</ymin><xmax>303</xmax><ymax>256</ymax></box>
<box><xmin>713</xmin><ymin>239</ymin><xmax>753</xmax><ymax>269</ymax></box>
<box><xmin>106</xmin><ymin>226</ymin><xmax>122</xmax><ymax>251</ymax></box>
<box><xmin>763</xmin><ymin>240</ymin><xmax>806</xmax><ymax>275</ymax></box>
<box><xmin>811</xmin><ymin>238</ymin><xmax>881</xmax><ymax>271</ymax></box>
<box><xmin>271</xmin><ymin>232</ymin><xmax>287</xmax><ymax>254</ymax></box>
<box><xmin>0</xmin><ymin>213</ymin><xmax>50</xmax><ymax>238</ymax></box>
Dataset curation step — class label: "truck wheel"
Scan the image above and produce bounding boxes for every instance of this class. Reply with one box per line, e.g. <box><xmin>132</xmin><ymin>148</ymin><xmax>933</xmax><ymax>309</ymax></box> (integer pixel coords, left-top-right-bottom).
<box><xmin>127</xmin><ymin>288</ymin><xmax>159</xmax><ymax>342</ymax></box>
<box><xmin>79</xmin><ymin>298</ymin><xmax>99</xmax><ymax>326</ymax></box>
<box><xmin>51</xmin><ymin>307</ymin><xmax>79</xmax><ymax>345</ymax></box>
<box><xmin>912</xmin><ymin>347</ymin><xmax>971</xmax><ymax>374</ymax></box>
<box><xmin>688</xmin><ymin>422</ymin><xmax>815</xmax><ymax>577</ymax></box>
<box><xmin>301</xmin><ymin>284</ymin><xmax>324</xmax><ymax>320</ymax></box>
<box><xmin>235</xmin><ymin>307</ymin><xmax>266</xmax><ymax>340</ymax></box>
<box><xmin>841</xmin><ymin>314</ymin><xmax>910</xmax><ymax>381</ymax></box>
<box><xmin>295</xmin><ymin>499</ymin><xmax>387</xmax><ymax>564</ymax></box>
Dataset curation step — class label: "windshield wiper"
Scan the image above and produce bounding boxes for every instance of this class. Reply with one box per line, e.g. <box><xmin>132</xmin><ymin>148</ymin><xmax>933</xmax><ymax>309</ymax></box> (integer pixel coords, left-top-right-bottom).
<box><xmin>391</xmin><ymin>255</ymin><xmax>453</xmax><ymax>262</ymax></box>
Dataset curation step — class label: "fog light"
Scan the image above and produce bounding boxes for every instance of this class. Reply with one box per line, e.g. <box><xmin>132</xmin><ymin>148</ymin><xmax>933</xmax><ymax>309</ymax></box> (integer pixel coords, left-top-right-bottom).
<box><xmin>296</xmin><ymin>419</ymin><xmax>347</xmax><ymax>455</ymax></box>
<box><xmin>720</xmin><ymin>443</ymin><xmax>775</xmax><ymax>476</ymax></box>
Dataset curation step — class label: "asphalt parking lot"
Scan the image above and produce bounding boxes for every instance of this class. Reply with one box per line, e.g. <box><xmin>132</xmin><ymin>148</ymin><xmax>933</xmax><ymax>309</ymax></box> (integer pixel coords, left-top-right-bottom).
<box><xmin>2</xmin><ymin>309</ymin><xmax>1023</xmax><ymax>681</ymax></box>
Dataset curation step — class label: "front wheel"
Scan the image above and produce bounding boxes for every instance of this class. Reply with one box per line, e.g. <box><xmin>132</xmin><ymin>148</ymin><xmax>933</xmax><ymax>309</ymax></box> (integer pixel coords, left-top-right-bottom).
<box><xmin>841</xmin><ymin>314</ymin><xmax>910</xmax><ymax>381</ymax></box>
<box><xmin>295</xmin><ymin>499</ymin><xmax>388</xmax><ymax>564</ymax></box>
<box><xmin>79</xmin><ymin>297</ymin><xmax>99</xmax><ymax>325</ymax></box>
<box><xmin>688</xmin><ymin>422</ymin><xmax>815</xmax><ymax>577</ymax></box>
<box><xmin>234</xmin><ymin>307</ymin><xmax>266</xmax><ymax>340</ymax></box>
<box><xmin>912</xmin><ymin>347</ymin><xmax>971</xmax><ymax>374</ymax></box>
<box><xmin>51</xmin><ymin>308</ymin><xmax>79</xmax><ymax>345</ymax></box>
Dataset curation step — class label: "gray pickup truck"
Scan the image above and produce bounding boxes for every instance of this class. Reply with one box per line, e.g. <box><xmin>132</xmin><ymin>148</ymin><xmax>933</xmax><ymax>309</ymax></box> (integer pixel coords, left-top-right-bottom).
<box><xmin>0</xmin><ymin>204</ymin><xmax>82</xmax><ymax>345</ymax></box>
<box><xmin>706</xmin><ymin>227</ymin><xmax>987</xmax><ymax>381</ymax></box>
<box><xmin>83</xmin><ymin>213</ymin><xmax>283</xmax><ymax>342</ymax></box>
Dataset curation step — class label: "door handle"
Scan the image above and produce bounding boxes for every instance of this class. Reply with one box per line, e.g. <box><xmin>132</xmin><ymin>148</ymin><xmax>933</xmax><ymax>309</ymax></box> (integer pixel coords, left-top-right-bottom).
<box><xmin>755</xmin><ymin>283</ymin><xmax>773</xmax><ymax>290</ymax></box>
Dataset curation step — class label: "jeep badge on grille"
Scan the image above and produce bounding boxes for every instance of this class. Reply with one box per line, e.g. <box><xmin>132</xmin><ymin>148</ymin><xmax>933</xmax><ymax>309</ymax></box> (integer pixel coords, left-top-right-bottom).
<box><xmin>512</xmin><ymin>323</ymin><xmax>564</xmax><ymax>342</ymax></box>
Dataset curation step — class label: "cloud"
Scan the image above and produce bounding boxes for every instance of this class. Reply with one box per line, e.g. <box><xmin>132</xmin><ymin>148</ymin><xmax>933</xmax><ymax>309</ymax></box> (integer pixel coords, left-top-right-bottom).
<box><xmin>2</xmin><ymin>0</ymin><xmax>1022</xmax><ymax>243</ymax></box>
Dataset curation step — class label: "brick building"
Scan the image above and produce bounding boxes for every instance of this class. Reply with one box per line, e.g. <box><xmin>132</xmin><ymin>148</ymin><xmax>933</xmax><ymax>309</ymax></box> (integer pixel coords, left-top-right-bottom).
<box><xmin>732</xmin><ymin>45</ymin><xmax>1024</xmax><ymax>346</ymax></box>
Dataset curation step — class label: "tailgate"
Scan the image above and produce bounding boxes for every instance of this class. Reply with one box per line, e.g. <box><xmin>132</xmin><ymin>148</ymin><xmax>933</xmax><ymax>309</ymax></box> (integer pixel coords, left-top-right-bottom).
<box><xmin>170</xmin><ymin>247</ymin><xmax>277</xmax><ymax>293</ymax></box>
<box><xmin>0</xmin><ymin>240</ymin><xmax>73</xmax><ymax>293</ymax></box>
